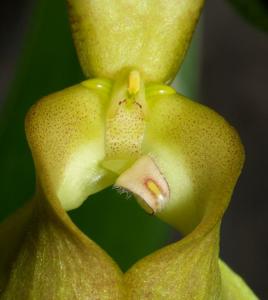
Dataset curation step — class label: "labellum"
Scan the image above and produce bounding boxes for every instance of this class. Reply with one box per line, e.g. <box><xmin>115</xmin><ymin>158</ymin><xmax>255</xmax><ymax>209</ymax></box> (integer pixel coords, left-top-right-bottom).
<box><xmin>0</xmin><ymin>1</ymin><xmax>258</xmax><ymax>299</ymax></box>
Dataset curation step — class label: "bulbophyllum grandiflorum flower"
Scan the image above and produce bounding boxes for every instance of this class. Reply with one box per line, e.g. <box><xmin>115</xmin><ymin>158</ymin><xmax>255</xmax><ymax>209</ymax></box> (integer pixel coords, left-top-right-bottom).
<box><xmin>0</xmin><ymin>0</ymin><xmax>258</xmax><ymax>299</ymax></box>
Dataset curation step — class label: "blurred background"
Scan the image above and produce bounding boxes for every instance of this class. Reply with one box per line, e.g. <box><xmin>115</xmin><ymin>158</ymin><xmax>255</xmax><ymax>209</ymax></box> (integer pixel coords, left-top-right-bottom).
<box><xmin>0</xmin><ymin>0</ymin><xmax>267</xmax><ymax>298</ymax></box>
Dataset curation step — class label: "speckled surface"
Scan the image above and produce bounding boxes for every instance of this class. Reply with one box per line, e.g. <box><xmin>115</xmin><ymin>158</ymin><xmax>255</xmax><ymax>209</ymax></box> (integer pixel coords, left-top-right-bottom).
<box><xmin>67</xmin><ymin>0</ymin><xmax>204</xmax><ymax>83</ymax></box>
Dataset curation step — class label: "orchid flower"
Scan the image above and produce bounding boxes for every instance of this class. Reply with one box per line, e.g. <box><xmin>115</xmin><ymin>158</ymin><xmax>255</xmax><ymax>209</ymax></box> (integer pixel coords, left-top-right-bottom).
<box><xmin>0</xmin><ymin>1</ymin><xmax>258</xmax><ymax>299</ymax></box>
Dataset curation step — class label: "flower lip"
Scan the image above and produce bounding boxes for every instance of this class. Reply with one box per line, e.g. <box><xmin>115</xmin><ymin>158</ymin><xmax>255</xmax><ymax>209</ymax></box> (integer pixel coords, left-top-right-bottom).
<box><xmin>115</xmin><ymin>155</ymin><xmax>170</xmax><ymax>214</ymax></box>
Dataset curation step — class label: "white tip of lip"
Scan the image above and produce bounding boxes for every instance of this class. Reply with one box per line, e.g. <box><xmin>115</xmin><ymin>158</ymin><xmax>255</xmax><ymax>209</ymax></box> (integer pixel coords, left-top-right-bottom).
<box><xmin>115</xmin><ymin>155</ymin><xmax>169</xmax><ymax>214</ymax></box>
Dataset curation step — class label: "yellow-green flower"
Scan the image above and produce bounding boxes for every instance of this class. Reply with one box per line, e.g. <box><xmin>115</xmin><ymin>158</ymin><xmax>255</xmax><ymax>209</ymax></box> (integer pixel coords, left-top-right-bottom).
<box><xmin>0</xmin><ymin>1</ymin><xmax>258</xmax><ymax>299</ymax></box>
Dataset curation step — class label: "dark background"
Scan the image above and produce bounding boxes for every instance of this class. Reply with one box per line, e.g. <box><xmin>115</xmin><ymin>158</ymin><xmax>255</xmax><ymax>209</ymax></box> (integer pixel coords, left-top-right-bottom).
<box><xmin>0</xmin><ymin>0</ymin><xmax>267</xmax><ymax>298</ymax></box>
<box><xmin>202</xmin><ymin>1</ymin><xmax>268</xmax><ymax>298</ymax></box>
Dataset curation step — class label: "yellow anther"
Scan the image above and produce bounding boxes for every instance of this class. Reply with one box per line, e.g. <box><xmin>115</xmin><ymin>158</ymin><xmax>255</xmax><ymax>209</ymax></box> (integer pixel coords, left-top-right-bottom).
<box><xmin>128</xmin><ymin>70</ymin><xmax>141</xmax><ymax>95</ymax></box>
<box><xmin>146</xmin><ymin>179</ymin><xmax>163</xmax><ymax>200</ymax></box>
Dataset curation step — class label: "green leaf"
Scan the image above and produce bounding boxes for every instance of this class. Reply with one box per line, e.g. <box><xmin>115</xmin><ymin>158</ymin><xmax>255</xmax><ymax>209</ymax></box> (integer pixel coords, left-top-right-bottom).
<box><xmin>228</xmin><ymin>0</ymin><xmax>268</xmax><ymax>31</ymax></box>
